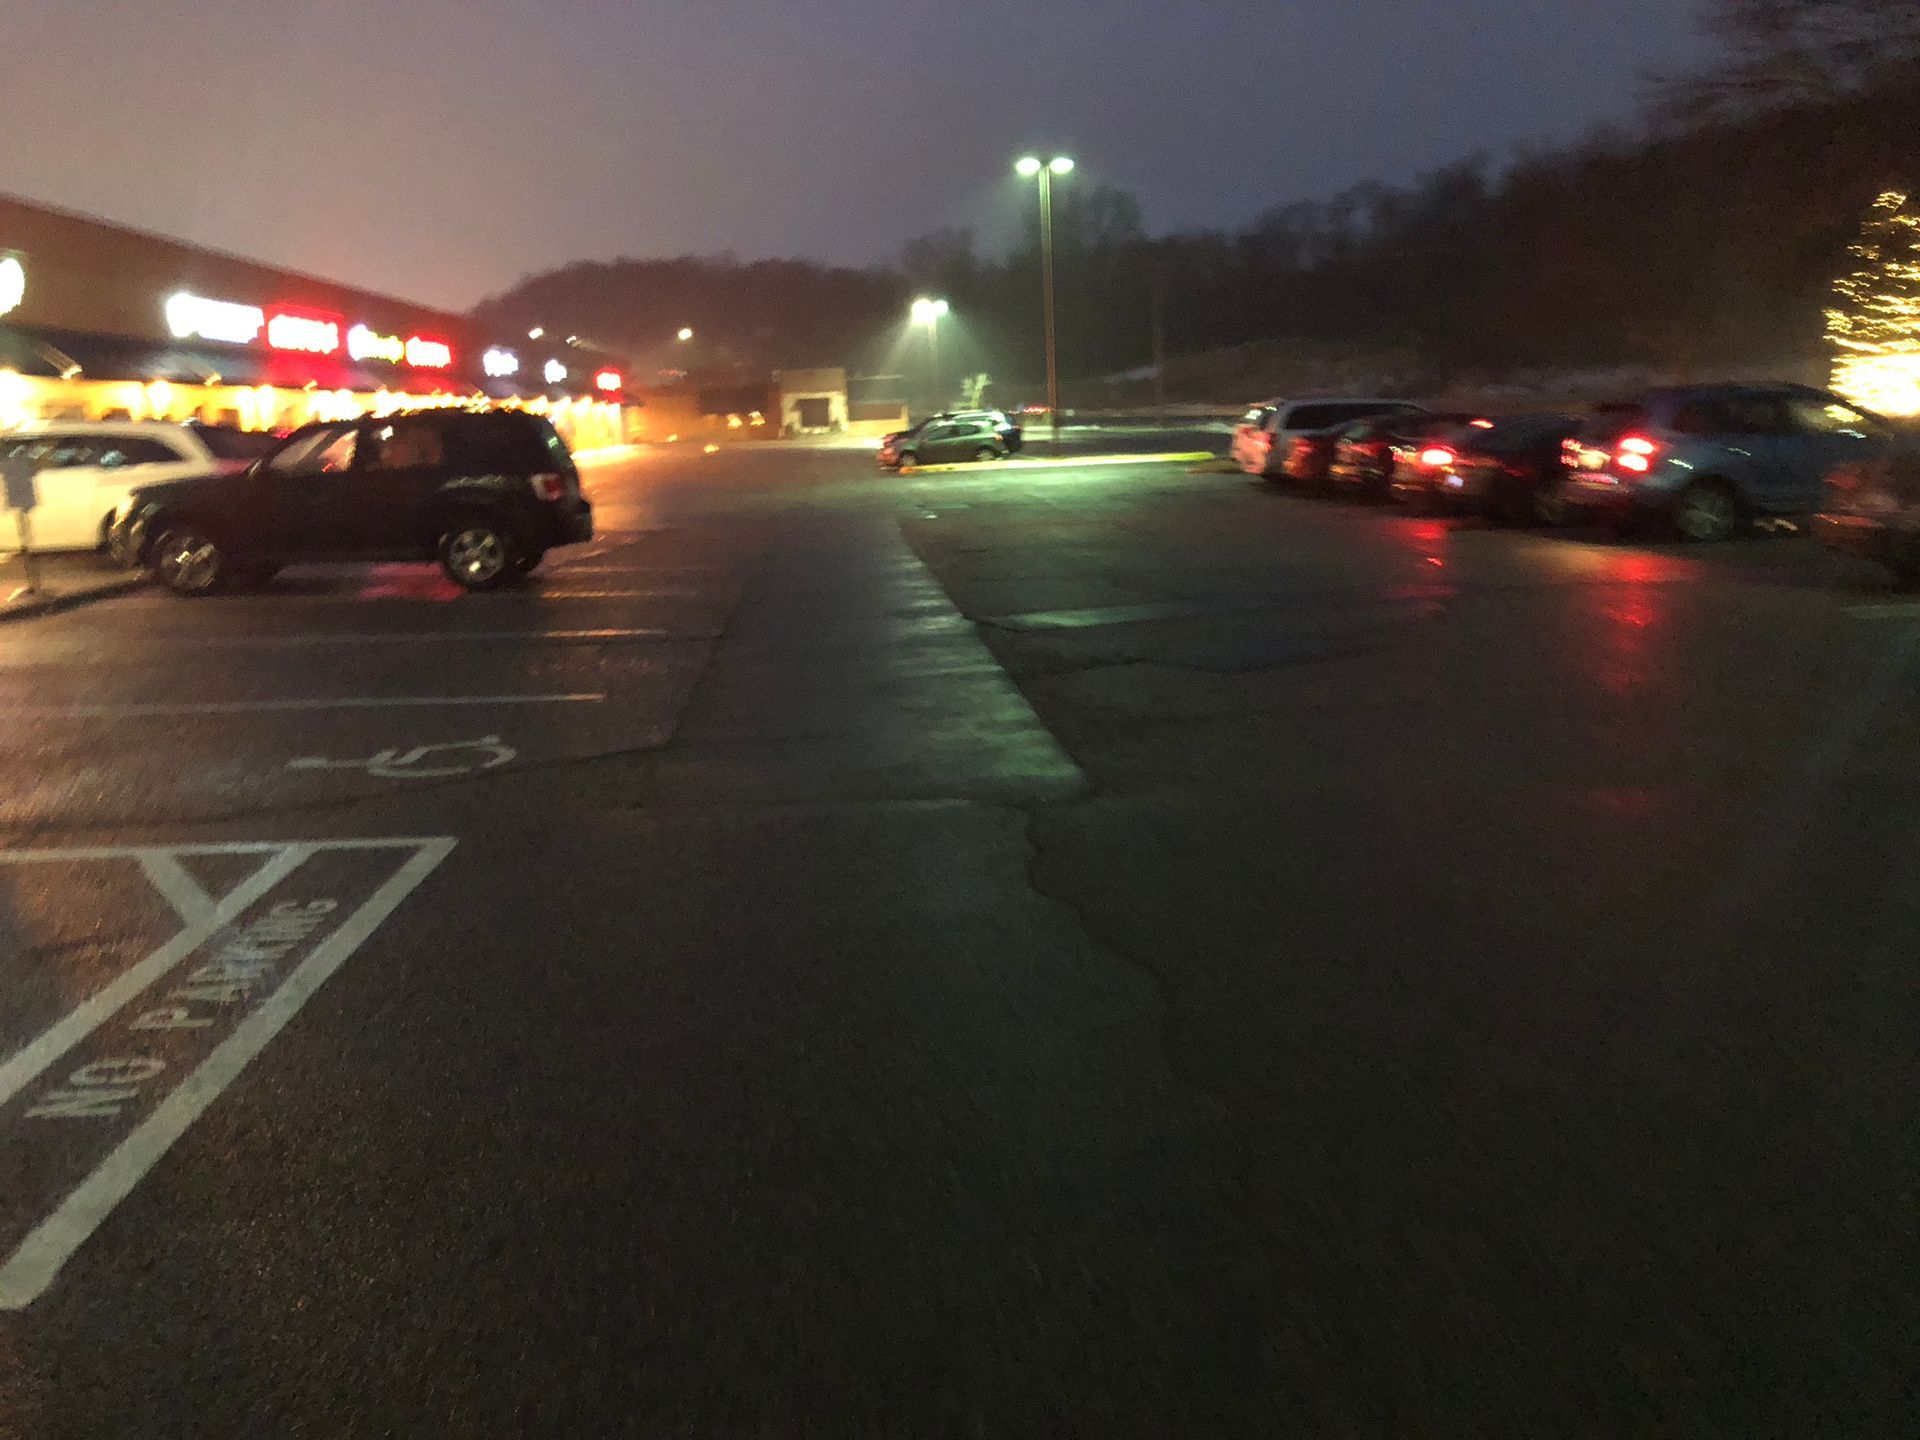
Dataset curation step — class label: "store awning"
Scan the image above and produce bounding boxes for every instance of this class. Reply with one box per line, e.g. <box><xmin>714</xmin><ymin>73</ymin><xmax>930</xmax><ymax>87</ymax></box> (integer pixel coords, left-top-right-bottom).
<box><xmin>0</xmin><ymin>325</ymin><xmax>427</xmax><ymax>393</ymax></box>
<box><xmin>0</xmin><ymin>325</ymin><xmax>262</xmax><ymax>384</ymax></box>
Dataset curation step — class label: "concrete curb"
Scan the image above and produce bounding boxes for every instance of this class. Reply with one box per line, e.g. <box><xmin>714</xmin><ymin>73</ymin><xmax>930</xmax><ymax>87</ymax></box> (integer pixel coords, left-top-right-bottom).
<box><xmin>0</xmin><ymin>573</ymin><xmax>148</xmax><ymax>622</ymax></box>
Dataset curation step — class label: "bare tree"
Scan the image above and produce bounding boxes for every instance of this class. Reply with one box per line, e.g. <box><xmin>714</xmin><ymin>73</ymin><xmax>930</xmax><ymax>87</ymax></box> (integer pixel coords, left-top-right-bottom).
<box><xmin>1661</xmin><ymin>0</ymin><xmax>1920</xmax><ymax>120</ymax></box>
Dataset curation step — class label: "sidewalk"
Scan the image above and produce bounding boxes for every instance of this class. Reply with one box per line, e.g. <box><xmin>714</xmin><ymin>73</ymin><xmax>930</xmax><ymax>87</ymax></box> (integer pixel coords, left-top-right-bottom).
<box><xmin>0</xmin><ymin>550</ymin><xmax>145</xmax><ymax>620</ymax></box>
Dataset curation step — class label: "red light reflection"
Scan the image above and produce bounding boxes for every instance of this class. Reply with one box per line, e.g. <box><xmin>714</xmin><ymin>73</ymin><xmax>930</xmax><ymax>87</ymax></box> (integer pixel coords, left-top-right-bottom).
<box><xmin>1591</xmin><ymin>550</ymin><xmax>1673</xmax><ymax>693</ymax></box>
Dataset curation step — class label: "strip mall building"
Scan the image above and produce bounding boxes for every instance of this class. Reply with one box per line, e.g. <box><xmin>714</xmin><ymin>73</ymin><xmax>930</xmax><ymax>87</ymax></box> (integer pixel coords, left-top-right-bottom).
<box><xmin>0</xmin><ymin>194</ymin><xmax>632</xmax><ymax>450</ymax></box>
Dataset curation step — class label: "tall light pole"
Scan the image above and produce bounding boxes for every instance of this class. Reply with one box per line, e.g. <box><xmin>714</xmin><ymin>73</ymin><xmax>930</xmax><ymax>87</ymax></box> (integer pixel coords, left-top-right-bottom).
<box><xmin>1016</xmin><ymin>154</ymin><xmax>1073</xmax><ymax>451</ymax></box>
<box><xmin>910</xmin><ymin>296</ymin><xmax>950</xmax><ymax>409</ymax></box>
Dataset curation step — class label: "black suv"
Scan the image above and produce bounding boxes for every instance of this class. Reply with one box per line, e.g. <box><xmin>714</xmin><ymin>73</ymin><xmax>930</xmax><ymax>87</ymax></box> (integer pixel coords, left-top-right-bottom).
<box><xmin>111</xmin><ymin>409</ymin><xmax>594</xmax><ymax>595</ymax></box>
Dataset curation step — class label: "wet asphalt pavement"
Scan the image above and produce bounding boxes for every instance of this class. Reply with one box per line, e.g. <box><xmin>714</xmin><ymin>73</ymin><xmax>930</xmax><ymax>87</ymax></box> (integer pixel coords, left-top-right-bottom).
<box><xmin>0</xmin><ymin>437</ymin><xmax>1916</xmax><ymax>1435</ymax></box>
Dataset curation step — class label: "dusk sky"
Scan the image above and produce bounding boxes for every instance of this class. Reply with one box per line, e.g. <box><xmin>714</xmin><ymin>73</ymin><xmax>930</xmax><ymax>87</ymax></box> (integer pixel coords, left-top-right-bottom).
<box><xmin>0</xmin><ymin>0</ymin><xmax>1708</xmax><ymax>311</ymax></box>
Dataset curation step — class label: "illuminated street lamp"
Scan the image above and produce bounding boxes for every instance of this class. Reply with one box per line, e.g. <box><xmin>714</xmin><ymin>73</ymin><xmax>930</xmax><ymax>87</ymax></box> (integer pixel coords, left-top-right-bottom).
<box><xmin>1015</xmin><ymin>154</ymin><xmax>1073</xmax><ymax>449</ymax></box>
<box><xmin>528</xmin><ymin>326</ymin><xmax>545</xmax><ymax>340</ymax></box>
<box><xmin>677</xmin><ymin>326</ymin><xmax>695</xmax><ymax>342</ymax></box>
<box><xmin>911</xmin><ymin>297</ymin><xmax>950</xmax><ymax>407</ymax></box>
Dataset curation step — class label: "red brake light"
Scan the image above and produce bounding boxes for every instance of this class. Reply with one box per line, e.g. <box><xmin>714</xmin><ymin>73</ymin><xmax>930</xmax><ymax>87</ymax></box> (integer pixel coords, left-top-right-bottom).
<box><xmin>529</xmin><ymin>472</ymin><xmax>565</xmax><ymax>501</ymax></box>
<box><xmin>1612</xmin><ymin>436</ymin><xmax>1659</xmax><ymax>474</ymax></box>
<box><xmin>1417</xmin><ymin>446</ymin><xmax>1455</xmax><ymax>468</ymax></box>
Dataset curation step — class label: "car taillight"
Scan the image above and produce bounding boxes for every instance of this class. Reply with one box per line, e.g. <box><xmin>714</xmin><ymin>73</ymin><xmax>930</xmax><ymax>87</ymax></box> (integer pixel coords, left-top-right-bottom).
<box><xmin>1612</xmin><ymin>436</ymin><xmax>1658</xmax><ymax>474</ymax></box>
<box><xmin>529</xmin><ymin>472</ymin><xmax>565</xmax><ymax>501</ymax></box>
<box><xmin>1417</xmin><ymin>446</ymin><xmax>1455</xmax><ymax>468</ymax></box>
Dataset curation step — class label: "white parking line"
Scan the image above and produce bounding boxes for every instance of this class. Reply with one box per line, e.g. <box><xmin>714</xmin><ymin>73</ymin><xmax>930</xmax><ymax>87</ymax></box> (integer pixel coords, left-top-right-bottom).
<box><xmin>3</xmin><ymin>695</ymin><xmax>605</xmax><ymax>717</ymax></box>
<box><xmin>0</xmin><ymin>837</ymin><xmax>454</xmax><ymax>1310</ymax></box>
<box><xmin>183</xmin><ymin>629</ymin><xmax>692</xmax><ymax>646</ymax></box>
<box><xmin>134</xmin><ymin>852</ymin><xmax>219</xmax><ymax>927</ymax></box>
<box><xmin>0</xmin><ymin>847</ymin><xmax>311</xmax><ymax>1110</ymax></box>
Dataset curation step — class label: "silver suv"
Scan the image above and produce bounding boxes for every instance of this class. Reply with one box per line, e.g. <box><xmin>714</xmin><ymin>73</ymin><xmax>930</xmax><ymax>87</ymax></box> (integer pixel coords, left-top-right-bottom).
<box><xmin>1231</xmin><ymin>398</ymin><xmax>1426</xmax><ymax>478</ymax></box>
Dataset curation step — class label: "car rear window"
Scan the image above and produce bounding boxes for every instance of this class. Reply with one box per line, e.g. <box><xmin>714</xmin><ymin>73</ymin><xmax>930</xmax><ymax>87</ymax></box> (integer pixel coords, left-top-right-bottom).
<box><xmin>1477</xmin><ymin>416</ymin><xmax>1577</xmax><ymax>452</ymax></box>
<box><xmin>99</xmin><ymin>437</ymin><xmax>188</xmax><ymax>467</ymax></box>
<box><xmin>446</xmin><ymin>413</ymin><xmax>563</xmax><ymax>473</ymax></box>
<box><xmin>1668</xmin><ymin>394</ymin><xmax>1792</xmax><ymax>437</ymax></box>
<box><xmin>191</xmin><ymin>425</ymin><xmax>279</xmax><ymax>461</ymax></box>
<box><xmin>1578</xmin><ymin>403</ymin><xmax>1648</xmax><ymax>444</ymax></box>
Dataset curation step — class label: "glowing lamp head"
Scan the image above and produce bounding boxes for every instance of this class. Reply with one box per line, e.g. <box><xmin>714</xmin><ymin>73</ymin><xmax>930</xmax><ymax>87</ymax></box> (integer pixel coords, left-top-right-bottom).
<box><xmin>677</xmin><ymin>327</ymin><xmax>694</xmax><ymax>342</ymax></box>
<box><xmin>528</xmin><ymin>326</ymin><xmax>545</xmax><ymax>339</ymax></box>
<box><xmin>0</xmin><ymin>256</ymin><xmax>23</xmax><ymax>318</ymax></box>
<box><xmin>1015</xmin><ymin>156</ymin><xmax>1043</xmax><ymax>178</ymax></box>
<box><xmin>1049</xmin><ymin>156</ymin><xmax>1075</xmax><ymax>175</ymax></box>
<box><xmin>543</xmin><ymin>358</ymin><xmax>567</xmax><ymax>385</ymax></box>
<box><xmin>911</xmin><ymin>297</ymin><xmax>950</xmax><ymax>324</ymax></box>
<box><xmin>594</xmin><ymin>369</ymin><xmax>623</xmax><ymax>393</ymax></box>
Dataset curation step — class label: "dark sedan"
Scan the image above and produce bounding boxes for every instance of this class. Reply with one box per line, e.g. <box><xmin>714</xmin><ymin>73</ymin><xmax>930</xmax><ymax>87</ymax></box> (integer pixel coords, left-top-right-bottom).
<box><xmin>1403</xmin><ymin>413</ymin><xmax>1582</xmax><ymax>522</ymax></box>
<box><xmin>1329</xmin><ymin>411</ymin><xmax>1488</xmax><ymax>500</ymax></box>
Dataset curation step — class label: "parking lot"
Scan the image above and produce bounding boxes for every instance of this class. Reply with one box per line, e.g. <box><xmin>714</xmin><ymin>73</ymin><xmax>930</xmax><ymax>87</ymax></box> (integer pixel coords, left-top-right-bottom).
<box><xmin>2</xmin><ymin>436</ymin><xmax>1918</xmax><ymax>1433</ymax></box>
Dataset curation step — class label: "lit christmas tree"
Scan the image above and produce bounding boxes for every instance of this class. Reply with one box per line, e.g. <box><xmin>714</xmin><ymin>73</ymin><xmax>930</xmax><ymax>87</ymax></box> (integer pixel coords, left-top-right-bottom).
<box><xmin>1828</xmin><ymin>189</ymin><xmax>1920</xmax><ymax>417</ymax></box>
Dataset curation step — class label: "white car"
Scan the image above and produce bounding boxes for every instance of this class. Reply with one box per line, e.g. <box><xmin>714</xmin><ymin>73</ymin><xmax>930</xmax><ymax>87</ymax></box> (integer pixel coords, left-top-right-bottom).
<box><xmin>1231</xmin><ymin>398</ymin><xmax>1426</xmax><ymax>478</ymax></box>
<box><xmin>0</xmin><ymin>421</ymin><xmax>265</xmax><ymax>553</ymax></box>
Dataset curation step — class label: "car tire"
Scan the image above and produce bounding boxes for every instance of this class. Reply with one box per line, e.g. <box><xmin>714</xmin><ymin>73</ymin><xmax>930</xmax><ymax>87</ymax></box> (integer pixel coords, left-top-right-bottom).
<box><xmin>1534</xmin><ymin>487</ymin><xmax>1573</xmax><ymax>527</ymax></box>
<box><xmin>439</xmin><ymin>516</ymin><xmax>519</xmax><ymax>591</ymax></box>
<box><xmin>1673</xmin><ymin>480</ymin><xmax>1741</xmax><ymax>543</ymax></box>
<box><xmin>151</xmin><ymin>523</ymin><xmax>228</xmax><ymax>597</ymax></box>
<box><xmin>973</xmin><ymin>446</ymin><xmax>998</xmax><ymax>463</ymax></box>
<box><xmin>897</xmin><ymin>452</ymin><xmax>920</xmax><ymax>472</ymax></box>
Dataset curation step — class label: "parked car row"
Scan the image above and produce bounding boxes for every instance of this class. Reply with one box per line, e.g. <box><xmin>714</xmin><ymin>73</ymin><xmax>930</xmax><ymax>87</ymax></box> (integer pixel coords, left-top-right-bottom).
<box><xmin>1233</xmin><ymin>382</ymin><xmax>1916</xmax><ymax>573</ymax></box>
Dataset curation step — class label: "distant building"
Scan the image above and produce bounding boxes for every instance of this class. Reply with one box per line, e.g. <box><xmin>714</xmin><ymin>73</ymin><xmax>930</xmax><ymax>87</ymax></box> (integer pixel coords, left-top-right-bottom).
<box><xmin>775</xmin><ymin>368</ymin><xmax>848</xmax><ymax>434</ymax></box>
<box><xmin>0</xmin><ymin>192</ymin><xmax>634</xmax><ymax>449</ymax></box>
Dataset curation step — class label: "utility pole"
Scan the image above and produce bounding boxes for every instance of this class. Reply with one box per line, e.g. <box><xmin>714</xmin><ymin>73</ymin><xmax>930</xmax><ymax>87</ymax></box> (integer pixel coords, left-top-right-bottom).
<box><xmin>1149</xmin><ymin>260</ymin><xmax>1167</xmax><ymax>414</ymax></box>
<box><xmin>1018</xmin><ymin>155</ymin><xmax>1073</xmax><ymax>454</ymax></box>
<box><xmin>1039</xmin><ymin>165</ymin><xmax>1060</xmax><ymax>452</ymax></box>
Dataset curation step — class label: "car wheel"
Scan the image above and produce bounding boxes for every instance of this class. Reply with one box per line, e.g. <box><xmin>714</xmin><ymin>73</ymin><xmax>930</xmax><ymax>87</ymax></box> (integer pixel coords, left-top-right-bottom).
<box><xmin>897</xmin><ymin>452</ymin><xmax>920</xmax><ymax>472</ymax></box>
<box><xmin>439</xmin><ymin>518</ymin><xmax>518</xmax><ymax>591</ymax></box>
<box><xmin>973</xmin><ymin>446</ymin><xmax>998</xmax><ymax>463</ymax></box>
<box><xmin>151</xmin><ymin>524</ymin><xmax>227</xmax><ymax>597</ymax></box>
<box><xmin>1534</xmin><ymin>488</ymin><xmax>1572</xmax><ymax>527</ymax></box>
<box><xmin>1673</xmin><ymin>480</ymin><xmax>1741</xmax><ymax>543</ymax></box>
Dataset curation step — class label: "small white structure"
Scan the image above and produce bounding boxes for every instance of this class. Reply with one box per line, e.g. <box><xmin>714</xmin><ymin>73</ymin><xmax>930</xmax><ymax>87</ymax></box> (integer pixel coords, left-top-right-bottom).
<box><xmin>775</xmin><ymin>368</ymin><xmax>849</xmax><ymax>435</ymax></box>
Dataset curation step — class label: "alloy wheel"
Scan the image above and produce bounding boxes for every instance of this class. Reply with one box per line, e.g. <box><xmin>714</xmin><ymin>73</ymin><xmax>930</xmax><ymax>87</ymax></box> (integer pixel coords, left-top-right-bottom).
<box><xmin>155</xmin><ymin>530</ymin><xmax>221</xmax><ymax>594</ymax></box>
<box><xmin>447</xmin><ymin>527</ymin><xmax>507</xmax><ymax>584</ymax></box>
<box><xmin>1675</xmin><ymin>486</ymin><xmax>1737</xmax><ymax>542</ymax></box>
